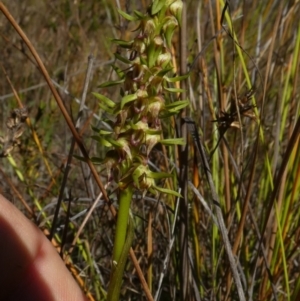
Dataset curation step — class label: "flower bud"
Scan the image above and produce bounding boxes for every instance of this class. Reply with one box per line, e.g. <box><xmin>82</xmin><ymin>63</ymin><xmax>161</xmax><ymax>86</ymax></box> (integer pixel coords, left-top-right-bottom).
<box><xmin>142</xmin><ymin>18</ymin><xmax>156</xmax><ymax>37</ymax></box>
<box><xmin>145</xmin><ymin>133</ymin><xmax>160</xmax><ymax>154</ymax></box>
<box><xmin>140</xmin><ymin>176</ymin><xmax>155</xmax><ymax>191</ymax></box>
<box><xmin>117</xmin><ymin>137</ymin><xmax>132</xmax><ymax>160</ymax></box>
<box><xmin>133</xmin><ymin>36</ymin><xmax>146</xmax><ymax>54</ymax></box>
<box><xmin>153</xmin><ymin>35</ymin><xmax>164</xmax><ymax>47</ymax></box>
<box><xmin>156</xmin><ymin>52</ymin><xmax>171</xmax><ymax>68</ymax></box>
<box><xmin>136</xmin><ymin>89</ymin><xmax>148</xmax><ymax>100</ymax></box>
<box><xmin>147</xmin><ymin>96</ymin><xmax>164</xmax><ymax>118</ymax></box>
<box><xmin>162</xmin><ymin>16</ymin><xmax>178</xmax><ymax>48</ymax></box>
<box><xmin>169</xmin><ymin>0</ymin><xmax>183</xmax><ymax>24</ymax></box>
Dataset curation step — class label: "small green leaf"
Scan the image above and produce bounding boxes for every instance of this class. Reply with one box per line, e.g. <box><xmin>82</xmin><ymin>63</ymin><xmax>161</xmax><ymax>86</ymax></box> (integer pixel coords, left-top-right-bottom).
<box><xmin>105</xmin><ymin>137</ymin><xmax>123</xmax><ymax>147</ymax></box>
<box><xmin>147</xmin><ymin>47</ymin><xmax>161</xmax><ymax>69</ymax></box>
<box><xmin>134</xmin><ymin>10</ymin><xmax>145</xmax><ymax>18</ymax></box>
<box><xmin>93</xmin><ymin>93</ymin><xmax>116</xmax><ymax>108</ymax></box>
<box><xmin>165</xmin><ymin>100</ymin><xmax>189</xmax><ymax>112</ymax></box>
<box><xmin>151</xmin><ymin>0</ymin><xmax>165</xmax><ymax>15</ymax></box>
<box><xmin>98</xmin><ymin>79</ymin><xmax>124</xmax><ymax>88</ymax></box>
<box><xmin>168</xmin><ymin>105</ymin><xmax>189</xmax><ymax>112</ymax></box>
<box><xmin>156</xmin><ymin>67</ymin><xmax>173</xmax><ymax>77</ymax></box>
<box><xmin>165</xmin><ymin>100</ymin><xmax>189</xmax><ymax>109</ymax></box>
<box><xmin>121</xmin><ymin>93</ymin><xmax>137</xmax><ymax>109</ymax></box>
<box><xmin>159</xmin><ymin>111</ymin><xmax>178</xmax><ymax>118</ymax></box>
<box><xmin>163</xmin><ymin>86</ymin><xmax>185</xmax><ymax>93</ymax></box>
<box><xmin>111</xmin><ymin>64</ymin><xmax>125</xmax><ymax>79</ymax></box>
<box><xmin>99</xmin><ymin>129</ymin><xmax>113</xmax><ymax>135</ymax></box>
<box><xmin>91</xmin><ymin>135</ymin><xmax>112</xmax><ymax>147</ymax></box>
<box><xmin>114</xmin><ymin>52</ymin><xmax>132</xmax><ymax>64</ymax></box>
<box><xmin>144</xmin><ymin>128</ymin><xmax>161</xmax><ymax>135</ymax></box>
<box><xmin>111</xmin><ymin>39</ymin><xmax>133</xmax><ymax>48</ymax></box>
<box><xmin>91</xmin><ymin>125</ymin><xmax>113</xmax><ymax>134</ymax></box>
<box><xmin>117</xmin><ymin>9</ymin><xmax>138</xmax><ymax>21</ymax></box>
<box><xmin>164</xmin><ymin>73</ymin><xmax>189</xmax><ymax>82</ymax></box>
<box><xmin>98</xmin><ymin>103</ymin><xmax>114</xmax><ymax>114</ymax></box>
<box><xmin>160</xmin><ymin>138</ymin><xmax>185</xmax><ymax>145</ymax></box>
<box><xmin>154</xmin><ymin>185</ymin><xmax>182</xmax><ymax>197</ymax></box>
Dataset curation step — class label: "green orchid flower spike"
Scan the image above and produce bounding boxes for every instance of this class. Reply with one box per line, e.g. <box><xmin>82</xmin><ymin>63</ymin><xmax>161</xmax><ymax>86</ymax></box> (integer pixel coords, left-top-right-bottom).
<box><xmin>92</xmin><ymin>1</ymin><xmax>186</xmax><ymax>300</ymax></box>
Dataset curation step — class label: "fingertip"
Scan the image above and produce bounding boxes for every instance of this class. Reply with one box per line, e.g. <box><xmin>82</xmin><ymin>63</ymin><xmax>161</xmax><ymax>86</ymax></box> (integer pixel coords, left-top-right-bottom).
<box><xmin>0</xmin><ymin>194</ymin><xmax>88</xmax><ymax>301</ymax></box>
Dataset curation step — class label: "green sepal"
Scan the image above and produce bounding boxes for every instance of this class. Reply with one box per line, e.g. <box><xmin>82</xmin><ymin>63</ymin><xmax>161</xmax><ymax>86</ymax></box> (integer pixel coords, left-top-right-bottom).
<box><xmin>117</xmin><ymin>8</ymin><xmax>138</xmax><ymax>21</ymax></box>
<box><xmin>165</xmin><ymin>28</ymin><xmax>175</xmax><ymax>49</ymax></box>
<box><xmin>153</xmin><ymin>185</ymin><xmax>182</xmax><ymax>197</ymax></box>
<box><xmin>163</xmin><ymin>17</ymin><xmax>178</xmax><ymax>48</ymax></box>
<box><xmin>121</xmin><ymin>93</ymin><xmax>138</xmax><ymax>109</ymax></box>
<box><xmin>147</xmin><ymin>42</ymin><xmax>162</xmax><ymax>68</ymax></box>
<box><xmin>160</xmin><ymin>138</ymin><xmax>185</xmax><ymax>145</ymax></box>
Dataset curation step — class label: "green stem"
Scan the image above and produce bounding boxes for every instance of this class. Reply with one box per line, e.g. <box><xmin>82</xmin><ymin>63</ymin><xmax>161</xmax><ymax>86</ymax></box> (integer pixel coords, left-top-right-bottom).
<box><xmin>106</xmin><ymin>187</ymin><xmax>133</xmax><ymax>301</ymax></box>
<box><xmin>112</xmin><ymin>186</ymin><xmax>133</xmax><ymax>264</ymax></box>
<box><xmin>107</xmin><ymin>213</ymin><xmax>134</xmax><ymax>301</ymax></box>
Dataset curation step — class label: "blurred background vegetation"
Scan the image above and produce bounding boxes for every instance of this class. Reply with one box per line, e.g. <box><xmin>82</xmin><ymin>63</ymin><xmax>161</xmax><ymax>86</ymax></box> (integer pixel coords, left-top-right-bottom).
<box><xmin>0</xmin><ymin>1</ymin><xmax>299</xmax><ymax>300</ymax></box>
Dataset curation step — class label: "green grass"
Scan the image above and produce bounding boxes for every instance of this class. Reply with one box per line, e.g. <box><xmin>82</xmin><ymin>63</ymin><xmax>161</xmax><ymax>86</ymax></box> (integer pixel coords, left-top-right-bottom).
<box><xmin>0</xmin><ymin>0</ymin><xmax>299</xmax><ymax>300</ymax></box>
